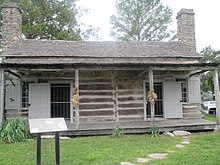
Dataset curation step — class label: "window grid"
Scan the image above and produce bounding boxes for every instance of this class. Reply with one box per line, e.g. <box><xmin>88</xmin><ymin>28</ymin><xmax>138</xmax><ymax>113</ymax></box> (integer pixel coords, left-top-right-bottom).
<box><xmin>22</xmin><ymin>82</ymin><xmax>30</xmax><ymax>109</ymax></box>
<box><xmin>176</xmin><ymin>78</ymin><xmax>188</xmax><ymax>103</ymax></box>
<box><xmin>51</xmin><ymin>84</ymin><xmax>70</xmax><ymax>119</ymax></box>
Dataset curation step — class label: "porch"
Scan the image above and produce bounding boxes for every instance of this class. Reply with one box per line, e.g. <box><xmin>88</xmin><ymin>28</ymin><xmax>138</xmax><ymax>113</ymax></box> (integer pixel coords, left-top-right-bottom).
<box><xmin>64</xmin><ymin>118</ymin><xmax>218</xmax><ymax>136</ymax></box>
<box><xmin>1</xmin><ymin>63</ymin><xmax>220</xmax><ymax>135</ymax></box>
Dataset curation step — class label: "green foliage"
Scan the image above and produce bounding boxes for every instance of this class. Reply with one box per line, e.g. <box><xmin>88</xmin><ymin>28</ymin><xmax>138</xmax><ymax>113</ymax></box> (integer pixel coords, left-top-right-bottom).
<box><xmin>200</xmin><ymin>46</ymin><xmax>220</xmax><ymax>92</ymax></box>
<box><xmin>0</xmin><ymin>118</ymin><xmax>31</xmax><ymax>143</ymax></box>
<box><xmin>110</xmin><ymin>0</ymin><xmax>174</xmax><ymax>41</ymax></box>
<box><xmin>19</xmin><ymin>0</ymin><xmax>81</xmax><ymax>40</ymax></box>
<box><xmin>0</xmin><ymin>0</ymin><xmax>99</xmax><ymax>41</ymax></box>
<box><xmin>110</xmin><ymin>125</ymin><xmax>124</xmax><ymax>139</ymax></box>
<box><xmin>200</xmin><ymin>46</ymin><xmax>220</xmax><ymax>63</ymax></box>
<box><xmin>149</xmin><ymin>125</ymin><xmax>160</xmax><ymax>137</ymax></box>
<box><xmin>201</xmin><ymin>73</ymin><xmax>214</xmax><ymax>93</ymax></box>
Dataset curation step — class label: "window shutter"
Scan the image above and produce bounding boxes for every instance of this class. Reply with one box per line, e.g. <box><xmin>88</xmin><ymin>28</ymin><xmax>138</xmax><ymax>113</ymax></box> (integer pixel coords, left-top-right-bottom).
<box><xmin>5</xmin><ymin>78</ymin><xmax>21</xmax><ymax>110</ymax></box>
<box><xmin>188</xmin><ymin>76</ymin><xmax>201</xmax><ymax>104</ymax></box>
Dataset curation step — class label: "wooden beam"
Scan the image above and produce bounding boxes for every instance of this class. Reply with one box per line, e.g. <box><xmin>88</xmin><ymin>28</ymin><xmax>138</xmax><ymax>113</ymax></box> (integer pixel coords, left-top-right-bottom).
<box><xmin>2</xmin><ymin>63</ymin><xmax>218</xmax><ymax>72</ymax></box>
<box><xmin>75</xmin><ymin>70</ymin><xmax>80</xmax><ymax>129</ymax></box>
<box><xmin>0</xmin><ymin>69</ymin><xmax>4</xmax><ymax>125</ymax></box>
<box><xmin>138</xmin><ymin>70</ymin><xmax>148</xmax><ymax>77</ymax></box>
<box><xmin>148</xmin><ymin>68</ymin><xmax>155</xmax><ymax>126</ymax></box>
<box><xmin>5</xmin><ymin>70</ymin><xmax>21</xmax><ymax>78</ymax></box>
<box><xmin>189</xmin><ymin>70</ymin><xmax>209</xmax><ymax>77</ymax></box>
<box><xmin>213</xmin><ymin>68</ymin><xmax>220</xmax><ymax>123</ymax></box>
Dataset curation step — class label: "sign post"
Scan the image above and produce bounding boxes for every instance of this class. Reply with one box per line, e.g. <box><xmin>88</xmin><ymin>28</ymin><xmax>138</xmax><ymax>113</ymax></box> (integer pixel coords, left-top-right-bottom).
<box><xmin>37</xmin><ymin>133</ymin><xmax>41</xmax><ymax>165</ymax></box>
<box><xmin>55</xmin><ymin>132</ymin><xmax>60</xmax><ymax>165</ymax></box>
<box><xmin>29</xmin><ymin>118</ymin><xmax>68</xmax><ymax>165</ymax></box>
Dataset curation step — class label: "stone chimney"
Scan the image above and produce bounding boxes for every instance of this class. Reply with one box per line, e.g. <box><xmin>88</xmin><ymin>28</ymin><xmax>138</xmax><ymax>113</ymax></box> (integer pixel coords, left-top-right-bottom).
<box><xmin>176</xmin><ymin>9</ymin><xmax>196</xmax><ymax>51</ymax></box>
<box><xmin>1</xmin><ymin>3</ymin><xmax>22</xmax><ymax>53</ymax></box>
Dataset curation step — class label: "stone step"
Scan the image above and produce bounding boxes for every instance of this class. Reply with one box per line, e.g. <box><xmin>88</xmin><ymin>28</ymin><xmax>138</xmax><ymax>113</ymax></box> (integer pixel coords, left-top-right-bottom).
<box><xmin>182</xmin><ymin>106</ymin><xmax>200</xmax><ymax>113</ymax></box>
<box><xmin>183</xmin><ymin>109</ymin><xmax>200</xmax><ymax>113</ymax></box>
<box><xmin>183</xmin><ymin>113</ymin><xmax>203</xmax><ymax>118</ymax></box>
<box><xmin>183</xmin><ymin>111</ymin><xmax>202</xmax><ymax>114</ymax></box>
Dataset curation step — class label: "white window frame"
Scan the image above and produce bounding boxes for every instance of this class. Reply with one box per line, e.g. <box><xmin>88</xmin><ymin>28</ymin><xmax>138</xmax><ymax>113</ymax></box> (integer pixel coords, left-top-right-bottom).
<box><xmin>21</xmin><ymin>78</ymin><xmax>38</xmax><ymax>109</ymax></box>
<box><xmin>175</xmin><ymin>77</ymin><xmax>188</xmax><ymax>103</ymax></box>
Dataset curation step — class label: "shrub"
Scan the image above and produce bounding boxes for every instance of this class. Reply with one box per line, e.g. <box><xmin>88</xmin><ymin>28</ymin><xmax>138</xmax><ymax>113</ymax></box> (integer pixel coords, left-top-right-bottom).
<box><xmin>149</xmin><ymin>125</ymin><xmax>160</xmax><ymax>138</ymax></box>
<box><xmin>110</xmin><ymin>125</ymin><xmax>124</xmax><ymax>139</ymax></box>
<box><xmin>0</xmin><ymin>118</ymin><xmax>31</xmax><ymax>143</ymax></box>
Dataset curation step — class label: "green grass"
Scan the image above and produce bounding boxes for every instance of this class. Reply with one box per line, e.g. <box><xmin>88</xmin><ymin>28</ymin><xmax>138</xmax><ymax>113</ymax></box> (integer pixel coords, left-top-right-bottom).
<box><xmin>0</xmin><ymin>132</ymin><xmax>219</xmax><ymax>165</ymax></box>
<box><xmin>204</xmin><ymin>114</ymin><xmax>217</xmax><ymax>122</ymax></box>
<box><xmin>149</xmin><ymin>132</ymin><xmax>220</xmax><ymax>165</ymax></box>
<box><xmin>0</xmin><ymin>135</ymin><xmax>181</xmax><ymax>165</ymax></box>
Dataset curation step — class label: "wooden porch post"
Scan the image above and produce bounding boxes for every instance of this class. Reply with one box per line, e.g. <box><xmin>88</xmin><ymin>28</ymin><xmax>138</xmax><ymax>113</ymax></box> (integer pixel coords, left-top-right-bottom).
<box><xmin>70</xmin><ymin>81</ymin><xmax>74</xmax><ymax>124</ymax></box>
<box><xmin>75</xmin><ymin>70</ymin><xmax>80</xmax><ymax>129</ymax></box>
<box><xmin>0</xmin><ymin>69</ymin><xmax>4</xmax><ymax>125</ymax></box>
<box><xmin>148</xmin><ymin>68</ymin><xmax>155</xmax><ymax>126</ymax></box>
<box><xmin>112</xmin><ymin>71</ymin><xmax>119</xmax><ymax>121</ymax></box>
<box><xmin>213</xmin><ymin>68</ymin><xmax>220</xmax><ymax>123</ymax></box>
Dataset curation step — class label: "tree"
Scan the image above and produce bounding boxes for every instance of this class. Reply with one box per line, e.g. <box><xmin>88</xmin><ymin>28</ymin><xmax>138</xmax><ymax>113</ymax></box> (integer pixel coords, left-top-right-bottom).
<box><xmin>110</xmin><ymin>0</ymin><xmax>173</xmax><ymax>41</ymax></box>
<box><xmin>200</xmin><ymin>46</ymin><xmax>220</xmax><ymax>92</ymax></box>
<box><xmin>0</xmin><ymin>0</ymin><xmax>100</xmax><ymax>41</ymax></box>
<box><xmin>200</xmin><ymin>46</ymin><xmax>220</xmax><ymax>63</ymax></box>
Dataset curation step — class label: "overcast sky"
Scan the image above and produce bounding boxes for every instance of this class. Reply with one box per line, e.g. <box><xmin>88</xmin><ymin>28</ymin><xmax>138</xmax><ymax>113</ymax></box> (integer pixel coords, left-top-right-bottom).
<box><xmin>78</xmin><ymin>0</ymin><xmax>220</xmax><ymax>52</ymax></box>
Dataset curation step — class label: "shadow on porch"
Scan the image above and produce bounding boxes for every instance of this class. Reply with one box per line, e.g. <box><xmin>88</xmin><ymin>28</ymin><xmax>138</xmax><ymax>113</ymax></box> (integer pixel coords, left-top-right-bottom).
<box><xmin>63</xmin><ymin>118</ymin><xmax>218</xmax><ymax>136</ymax></box>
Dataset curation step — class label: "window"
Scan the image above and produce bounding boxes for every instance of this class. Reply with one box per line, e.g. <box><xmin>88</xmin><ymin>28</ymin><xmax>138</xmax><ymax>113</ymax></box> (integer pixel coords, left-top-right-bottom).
<box><xmin>51</xmin><ymin>84</ymin><xmax>70</xmax><ymax>119</ymax></box>
<box><xmin>22</xmin><ymin>81</ymin><xmax>34</xmax><ymax>109</ymax></box>
<box><xmin>176</xmin><ymin>78</ymin><xmax>188</xmax><ymax>102</ymax></box>
<box><xmin>146</xmin><ymin>83</ymin><xmax>163</xmax><ymax>117</ymax></box>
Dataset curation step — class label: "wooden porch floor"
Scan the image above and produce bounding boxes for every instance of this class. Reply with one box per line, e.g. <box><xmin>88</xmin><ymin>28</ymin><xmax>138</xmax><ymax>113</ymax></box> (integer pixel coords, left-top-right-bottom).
<box><xmin>63</xmin><ymin>118</ymin><xmax>218</xmax><ymax>136</ymax></box>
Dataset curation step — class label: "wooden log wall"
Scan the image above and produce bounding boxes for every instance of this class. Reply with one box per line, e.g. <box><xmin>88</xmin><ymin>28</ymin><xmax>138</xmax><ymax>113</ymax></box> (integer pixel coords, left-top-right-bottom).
<box><xmin>116</xmin><ymin>71</ymin><xmax>144</xmax><ymax>121</ymax></box>
<box><xmin>20</xmin><ymin>70</ymin><xmax>192</xmax><ymax>123</ymax></box>
<box><xmin>78</xmin><ymin>70</ymin><xmax>144</xmax><ymax>122</ymax></box>
<box><xmin>78</xmin><ymin>71</ymin><xmax>115</xmax><ymax>122</ymax></box>
<box><xmin>15</xmin><ymin>69</ymin><xmax>193</xmax><ymax>123</ymax></box>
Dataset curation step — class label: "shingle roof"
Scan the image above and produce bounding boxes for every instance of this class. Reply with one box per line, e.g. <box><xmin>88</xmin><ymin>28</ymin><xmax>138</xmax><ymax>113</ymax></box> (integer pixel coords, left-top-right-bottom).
<box><xmin>3</xmin><ymin>39</ymin><xmax>200</xmax><ymax>65</ymax></box>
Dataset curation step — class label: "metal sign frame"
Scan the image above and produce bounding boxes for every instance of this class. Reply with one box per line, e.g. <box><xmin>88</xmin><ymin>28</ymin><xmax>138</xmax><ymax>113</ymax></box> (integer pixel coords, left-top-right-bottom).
<box><xmin>29</xmin><ymin>118</ymin><xmax>68</xmax><ymax>165</ymax></box>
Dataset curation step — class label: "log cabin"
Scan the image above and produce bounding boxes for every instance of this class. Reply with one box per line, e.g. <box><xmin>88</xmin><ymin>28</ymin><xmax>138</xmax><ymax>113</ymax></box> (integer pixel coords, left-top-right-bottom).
<box><xmin>0</xmin><ymin>3</ymin><xmax>219</xmax><ymax>135</ymax></box>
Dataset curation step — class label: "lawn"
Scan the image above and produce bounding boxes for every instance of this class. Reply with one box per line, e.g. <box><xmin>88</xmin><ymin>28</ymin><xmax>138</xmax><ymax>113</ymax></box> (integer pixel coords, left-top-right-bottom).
<box><xmin>149</xmin><ymin>132</ymin><xmax>220</xmax><ymax>165</ymax></box>
<box><xmin>0</xmin><ymin>132</ymin><xmax>219</xmax><ymax>165</ymax></box>
<box><xmin>0</xmin><ymin>135</ymin><xmax>181</xmax><ymax>165</ymax></box>
<box><xmin>204</xmin><ymin>114</ymin><xmax>217</xmax><ymax>122</ymax></box>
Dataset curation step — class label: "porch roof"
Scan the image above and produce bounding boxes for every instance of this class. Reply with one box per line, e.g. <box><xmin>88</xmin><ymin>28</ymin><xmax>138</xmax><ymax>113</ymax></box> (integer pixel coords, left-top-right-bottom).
<box><xmin>0</xmin><ymin>61</ymin><xmax>218</xmax><ymax>71</ymax></box>
<box><xmin>2</xmin><ymin>40</ymin><xmax>201</xmax><ymax>65</ymax></box>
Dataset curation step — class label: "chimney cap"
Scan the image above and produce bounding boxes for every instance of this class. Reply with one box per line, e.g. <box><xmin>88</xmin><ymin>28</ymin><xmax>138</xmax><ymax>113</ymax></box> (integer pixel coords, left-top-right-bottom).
<box><xmin>176</xmin><ymin>8</ymin><xmax>194</xmax><ymax>19</ymax></box>
<box><xmin>1</xmin><ymin>2</ymin><xmax>22</xmax><ymax>14</ymax></box>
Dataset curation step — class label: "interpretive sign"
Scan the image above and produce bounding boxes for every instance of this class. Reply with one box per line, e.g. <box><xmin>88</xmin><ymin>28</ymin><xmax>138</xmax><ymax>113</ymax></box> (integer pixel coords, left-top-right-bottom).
<box><xmin>29</xmin><ymin>118</ymin><xmax>68</xmax><ymax>133</ymax></box>
<box><xmin>29</xmin><ymin>118</ymin><xmax>68</xmax><ymax>165</ymax></box>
